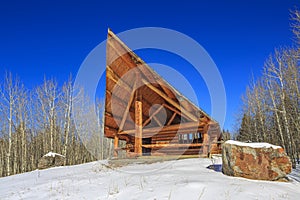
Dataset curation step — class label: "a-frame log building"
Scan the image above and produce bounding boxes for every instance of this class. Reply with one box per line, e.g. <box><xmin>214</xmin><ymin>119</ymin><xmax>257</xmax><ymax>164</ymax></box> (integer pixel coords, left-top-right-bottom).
<box><xmin>104</xmin><ymin>29</ymin><xmax>221</xmax><ymax>157</ymax></box>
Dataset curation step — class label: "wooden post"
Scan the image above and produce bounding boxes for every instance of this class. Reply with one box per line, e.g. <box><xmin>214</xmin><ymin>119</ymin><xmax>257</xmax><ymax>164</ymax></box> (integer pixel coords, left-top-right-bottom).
<box><xmin>201</xmin><ymin>125</ymin><xmax>210</xmax><ymax>157</ymax></box>
<box><xmin>202</xmin><ymin>133</ymin><xmax>208</xmax><ymax>156</ymax></box>
<box><xmin>114</xmin><ymin>135</ymin><xmax>119</xmax><ymax>157</ymax></box>
<box><xmin>135</xmin><ymin>100</ymin><xmax>143</xmax><ymax>156</ymax></box>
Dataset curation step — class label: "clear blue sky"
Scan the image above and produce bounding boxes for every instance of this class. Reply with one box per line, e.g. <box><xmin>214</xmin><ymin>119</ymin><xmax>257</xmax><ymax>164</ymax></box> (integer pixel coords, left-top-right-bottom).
<box><xmin>0</xmin><ymin>0</ymin><xmax>299</xmax><ymax>131</ymax></box>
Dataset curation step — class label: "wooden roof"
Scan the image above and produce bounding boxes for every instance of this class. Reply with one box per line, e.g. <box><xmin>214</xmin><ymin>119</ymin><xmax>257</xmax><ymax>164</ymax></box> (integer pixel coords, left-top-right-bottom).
<box><xmin>104</xmin><ymin>29</ymin><xmax>219</xmax><ymax>140</ymax></box>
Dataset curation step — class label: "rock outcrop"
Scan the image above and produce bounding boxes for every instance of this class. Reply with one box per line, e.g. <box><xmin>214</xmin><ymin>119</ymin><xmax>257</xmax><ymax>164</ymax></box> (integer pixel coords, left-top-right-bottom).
<box><xmin>222</xmin><ymin>140</ymin><xmax>292</xmax><ymax>181</ymax></box>
<box><xmin>38</xmin><ymin>152</ymin><xmax>65</xmax><ymax>169</ymax></box>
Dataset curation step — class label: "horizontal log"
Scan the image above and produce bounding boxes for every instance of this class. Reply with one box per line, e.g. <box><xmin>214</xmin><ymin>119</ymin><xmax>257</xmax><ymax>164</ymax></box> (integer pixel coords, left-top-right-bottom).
<box><xmin>130</xmin><ymin>129</ymin><xmax>204</xmax><ymax>139</ymax></box>
<box><xmin>151</xmin><ymin>133</ymin><xmax>177</xmax><ymax>138</ymax></box>
<box><xmin>153</xmin><ymin>137</ymin><xmax>179</xmax><ymax>140</ymax></box>
<box><xmin>119</xmin><ymin>121</ymin><xmax>206</xmax><ymax>135</ymax></box>
<box><xmin>152</xmin><ymin>148</ymin><xmax>202</xmax><ymax>155</ymax></box>
<box><xmin>151</xmin><ymin>141</ymin><xmax>180</xmax><ymax>145</ymax></box>
<box><xmin>115</xmin><ymin>128</ymin><xmax>205</xmax><ymax>139</ymax></box>
<box><xmin>151</xmin><ymin>141</ymin><xmax>179</xmax><ymax>144</ymax></box>
<box><xmin>151</xmin><ymin>137</ymin><xmax>178</xmax><ymax>141</ymax></box>
<box><xmin>142</xmin><ymin>143</ymin><xmax>204</xmax><ymax>148</ymax></box>
<box><xmin>143</xmin><ymin>128</ymin><xmax>205</xmax><ymax>137</ymax></box>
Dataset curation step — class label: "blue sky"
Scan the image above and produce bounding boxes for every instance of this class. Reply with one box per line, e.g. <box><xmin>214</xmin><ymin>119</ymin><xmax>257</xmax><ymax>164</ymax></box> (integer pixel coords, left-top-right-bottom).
<box><xmin>0</xmin><ymin>0</ymin><xmax>299</xmax><ymax>131</ymax></box>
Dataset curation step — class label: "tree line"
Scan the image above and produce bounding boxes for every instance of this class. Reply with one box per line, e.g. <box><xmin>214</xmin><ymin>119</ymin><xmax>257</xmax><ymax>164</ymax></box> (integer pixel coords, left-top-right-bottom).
<box><xmin>0</xmin><ymin>74</ymin><xmax>115</xmax><ymax>177</ymax></box>
<box><xmin>235</xmin><ymin>10</ymin><xmax>300</xmax><ymax>168</ymax></box>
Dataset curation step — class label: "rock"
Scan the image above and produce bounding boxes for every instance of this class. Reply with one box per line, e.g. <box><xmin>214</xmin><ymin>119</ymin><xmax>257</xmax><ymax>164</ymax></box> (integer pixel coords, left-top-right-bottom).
<box><xmin>222</xmin><ymin>140</ymin><xmax>292</xmax><ymax>181</ymax></box>
<box><xmin>38</xmin><ymin>152</ymin><xmax>65</xmax><ymax>169</ymax></box>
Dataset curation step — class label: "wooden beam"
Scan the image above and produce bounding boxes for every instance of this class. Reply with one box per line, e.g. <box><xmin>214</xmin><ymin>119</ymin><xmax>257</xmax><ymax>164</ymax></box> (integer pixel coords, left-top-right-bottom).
<box><xmin>118</xmin><ymin>80</ymin><xmax>137</xmax><ymax>132</ymax></box>
<box><xmin>107</xmin><ymin>66</ymin><xmax>132</xmax><ymax>93</ymax></box>
<box><xmin>157</xmin><ymin>79</ymin><xmax>200</xmax><ymax>115</ymax></box>
<box><xmin>165</xmin><ymin>100</ymin><xmax>209</xmax><ymax>125</ymax></box>
<box><xmin>167</xmin><ymin>112</ymin><xmax>177</xmax><ymax>126</ymax></box>
<box><xmin>163</xmin><ymin>103</ymin><xmax>194</xmax><ymax>122</ymax></box>
<box><xmin>142</xmin><ymin>79</ymin><xmax>198</xmax><ymax>121</ymax></box>
<box><xmin>142</xmin><ymin>143</ymin><xmax>203</xmax><ymax>148</ymax></box>
<box><xmin>156</xmin><ymin>80</ymin><xmax>176</xmax><ymax>98</ymax></box>
<box><xmin>142</xmin><ymin>105</ymin><xmax>164</xmax><ymax>127</ymax></box>
<box><xmin>107</xmin><ymin>39</ymin><xmax>135</xmax><ymax>67</ymax></box>
<box><xmin>153</xmin><ymin>116</ymin><xmax>162</xmax><ymax>127</ymax></box>
<box><xmin>114</xmin><ymin>135</ymin><xmax>119</xmax><ymax>157</ymax></box>
<box><xmin>134</xmin><ymin>100</ymin><xmax>143</xmax><ymax>155</ymax></box>
<box><xmin>201</xmin><ymin>125</ymin><xmax>210</xmax><ymax>156</ymax></box>
<box><xmin>105</xmin><ymin>112</ymin><xmax>135</xmax><ymax>129</ymax></box>
<box><xmin>162</xmin><ymin>103</ymin><xmax>195</xmax><ymax>122</ymax></box>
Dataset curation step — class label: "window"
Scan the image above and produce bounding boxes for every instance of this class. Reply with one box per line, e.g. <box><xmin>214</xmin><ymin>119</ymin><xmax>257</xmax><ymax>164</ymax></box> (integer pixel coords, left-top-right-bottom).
<box><xmin>178</xmin><ymin>132</ymin><xmax>202</xmax><ymax>143</ymax></box>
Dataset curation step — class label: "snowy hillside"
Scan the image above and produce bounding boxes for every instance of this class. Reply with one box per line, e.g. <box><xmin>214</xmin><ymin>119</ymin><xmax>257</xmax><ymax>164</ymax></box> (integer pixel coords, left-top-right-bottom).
<box><xmin>0</xmin><ymin>158</ymin><xmax>299</xmax><ymax>200</ymax></box>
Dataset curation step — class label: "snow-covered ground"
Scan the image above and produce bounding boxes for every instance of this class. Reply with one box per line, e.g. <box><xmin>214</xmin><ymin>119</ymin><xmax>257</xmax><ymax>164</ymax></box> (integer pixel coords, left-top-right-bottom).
<box><xmin>289</xmin><ymin>163</ymin><xmax>300</xmax><ymax>183</ymax></box>
<box><xmin>0</xmin><ymin>158</ymin><xmax>299</xmax><ymax>200</ymax></box>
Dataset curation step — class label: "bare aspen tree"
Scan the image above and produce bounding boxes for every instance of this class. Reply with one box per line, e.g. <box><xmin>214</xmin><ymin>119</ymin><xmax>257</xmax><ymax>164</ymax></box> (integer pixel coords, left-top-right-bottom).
<box><xmin>254</xmin><ymin>80</ymin><xmax>267</xmax><ymax>141</ymax></box>
<box><xmin>76</xmin><ymin>94</ymin><xmax>100</xmax><ymax>160</ymax></box>
<box><xmin>61</xmin><ymin>76</ymin><xmax>73</xmax><ymax>164</ymax></box>
<box><xmin>266</xmin><ymin>50</ymin><xmax>297</xmax><ymax>166</ymax></box>
<box><xmin>15</xmin><ymin>83</ymin><xmax>28</xmax><ymax>173</ymax></box>
<box><xmin>0</xmin><ymin>105</ymin><xmax>7</xmax><ymax>176</ymax></box>
<box><xmin>0</xmin><ymin>73</ymin><xmax>19</xmax><ymax>176</ymax></box>
<box><xmin>284</xmin><ymin>50</ymin><xmax>300</xmax><ymax>134</ymax></box>
<box><xmin>27</xmin><ymin>91</ymin><xmax>39</xmax><ymax>170</ymax></box>
<box><xmin>264</xmin><ymin>57</ymin><xmax>287</xmax><ymax>149</ymax></box>
<box><xmin>95</xmin><ymin>99</ymin><xmax>104</xmax><ymax>160</ymax></box>
<box><xmin>36</xmin><ymin>78</ymin><xmax>59</xmax><ymax>152</ymax></box>
<box><xmin>0</xmin><ymin>138</ymin><xmax>5</xmax><ymax>176</ymax></box>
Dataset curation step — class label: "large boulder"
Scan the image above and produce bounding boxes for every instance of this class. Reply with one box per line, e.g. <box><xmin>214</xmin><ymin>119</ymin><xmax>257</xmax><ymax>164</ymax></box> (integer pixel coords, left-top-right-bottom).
<box><xmin>222</xmin><ymin>140</ymin><xmax>292</xmax><ymax>181</ymax></box>
<box><xmin>38</xmin><ymin>152</ymin><xmax>65</xmax><ymax>169</ymax></box>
